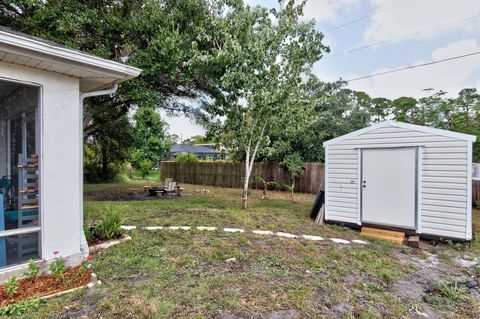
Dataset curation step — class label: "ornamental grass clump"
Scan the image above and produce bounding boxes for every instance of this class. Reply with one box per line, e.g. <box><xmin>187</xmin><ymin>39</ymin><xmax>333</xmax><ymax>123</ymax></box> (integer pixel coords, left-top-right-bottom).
<box><xmin>94</xmin><ymin>205</ymin><xmax>126</xmax><ymax>240</ymax></box>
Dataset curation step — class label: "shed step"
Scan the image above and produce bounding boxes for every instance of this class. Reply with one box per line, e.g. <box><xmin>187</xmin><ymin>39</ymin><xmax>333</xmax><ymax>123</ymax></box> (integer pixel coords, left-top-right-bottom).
<box><xmin>361</xmin><ymin>227</ymin><xmax>405</xmax><ymax>244</ymax></box>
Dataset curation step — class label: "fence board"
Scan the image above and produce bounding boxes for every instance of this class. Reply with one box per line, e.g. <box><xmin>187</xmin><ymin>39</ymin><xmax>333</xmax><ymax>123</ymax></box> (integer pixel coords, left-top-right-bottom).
<box><xmin>160</xmin><ymin>161</ymin><xmax>325</xmax><ymax>194</ymax></box>
<box><xmin>473</xmin><ymin>179</ymin><xmax>480</xmax><ymax>206</ymax></box>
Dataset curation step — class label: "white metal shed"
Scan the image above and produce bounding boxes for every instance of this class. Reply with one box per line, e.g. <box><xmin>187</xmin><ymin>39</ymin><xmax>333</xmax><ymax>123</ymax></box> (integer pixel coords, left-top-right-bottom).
<box><xmin>323</xmin><ymin>120</ymin><xmax>477</xmax><ymax>241</ymax></box>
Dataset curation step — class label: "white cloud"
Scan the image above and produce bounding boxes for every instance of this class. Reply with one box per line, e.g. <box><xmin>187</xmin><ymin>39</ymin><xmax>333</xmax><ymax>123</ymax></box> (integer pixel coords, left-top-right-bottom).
<box><xmin>364</xmin><ymin>0</ymin><xmax>480</xmax><ymax>43</ymax></box>
<box><xmin>347</xmin><ymin>38</ymin><xmax>480</xmax><ymax>98</ymax></box>
<box><xmin>302</xmin><ymin>0</ymin><xmax>361</xmax><ymax>23</ymax></box>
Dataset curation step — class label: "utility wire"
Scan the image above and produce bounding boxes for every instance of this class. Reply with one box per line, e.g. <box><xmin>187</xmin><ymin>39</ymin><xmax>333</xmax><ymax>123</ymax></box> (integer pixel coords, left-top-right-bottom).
<box><xmin>345</xmin><ymin>50</ymin><xmax>480</xmax><ymax>82</ymax></box>
<box><xmin>325</xmin><ymin>13</ymin><xmax>480</xmax><ymax>59</ymax></box>
<box><xmin>324</xmin><ymin>14</ymin><xmax>373</xmax><ymax>33</ymax></box>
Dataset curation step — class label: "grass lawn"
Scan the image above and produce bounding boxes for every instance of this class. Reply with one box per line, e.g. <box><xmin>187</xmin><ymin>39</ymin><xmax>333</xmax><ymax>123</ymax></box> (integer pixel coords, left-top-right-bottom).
<box><xmin>13</xmin><ymin>181</ymin><xmax>480</xmax><ymax>318</ymax></box>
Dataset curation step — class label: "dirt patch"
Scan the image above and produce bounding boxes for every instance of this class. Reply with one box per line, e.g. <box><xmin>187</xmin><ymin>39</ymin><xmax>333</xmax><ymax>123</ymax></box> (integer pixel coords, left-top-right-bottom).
<box><xmin>218</xmin><ymin>309</ymin><xmax>303</xmax><ymax>319</ymax></box>
<box><xmin>85</xmin><ymin>189</ymin><xmax>185</xmax><ymax>201</ymax></box>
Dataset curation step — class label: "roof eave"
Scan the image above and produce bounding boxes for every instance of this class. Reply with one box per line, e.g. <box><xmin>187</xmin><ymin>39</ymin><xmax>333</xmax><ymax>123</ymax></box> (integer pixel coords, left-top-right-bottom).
<box><xmin>323</xmin><ymin>120</ymin><xmax>476</xmax><ymax>147</ymax></box>
<box><xmin>0</xmin><ymin>30</ymin><xmax>142</xmax><ymax>81</ymax></box>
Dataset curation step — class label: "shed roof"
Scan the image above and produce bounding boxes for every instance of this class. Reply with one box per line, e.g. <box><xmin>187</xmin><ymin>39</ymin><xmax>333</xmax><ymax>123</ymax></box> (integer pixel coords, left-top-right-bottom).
<box><xmin>0</xmin><ymin>27</ymin><xmax>141</xmax><ymax>92</ymax></box>
<box><xmin>323</xmin><ymin>120</ymin><xmax>477</xmax><ymax>147</ymax></box>
<box><xmin>170</xmin><ymin>144</ymin><xmax>220</xmax><ymax>154</ymax></box>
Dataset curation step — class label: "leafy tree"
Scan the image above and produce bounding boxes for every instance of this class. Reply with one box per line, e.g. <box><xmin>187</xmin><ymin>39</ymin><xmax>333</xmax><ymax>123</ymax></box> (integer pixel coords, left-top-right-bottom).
<box><xmin>132</xmin><ymin>106</ymin><xmax>171</xmax><ymax>167</ymax></box>
<box><xmin>182</xmin><ymin>135</ymin><xmax>214</xmax><ymax>145</ymax></box>
<box><xmin>281</xmin><ymin>153</ymin><xmax>304</xmax><ymax>202</ymax></box>
<box><xmin>200</xmin><ymin>0</ymin><xmax>328</xmax><ymax>208</ymax></box>
<box><xmin>176</xmin><ymin>153</ymin><xmax>199</xmax><ymax>163</ymax></box>
<box><xmin>1</xmin><ymin>0</ymin><xmax>226</xmax><ymax>180</ymax></box>
<box><xmin>391</xmin><ymin>96</ymin><xmax>418</xmax><ymax>123</ymax></box>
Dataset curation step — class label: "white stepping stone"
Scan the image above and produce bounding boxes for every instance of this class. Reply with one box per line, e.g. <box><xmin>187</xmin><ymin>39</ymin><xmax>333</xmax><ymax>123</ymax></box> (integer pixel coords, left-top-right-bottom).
<box><xmin>302</xmin><ymin>235</ymin><xmax>324</xmax><ymax>241</ymax></box>
<box><xmin>352</xmin><ymin>239</ymin><xmax>369</xmax><ymax>244</ymax></box>
<box><xmin>196</xmin><ymin>226</ymin><xmax>217</xmax><ymax>231</ymax></box>
<box><xmin>252</xmin><ymin>230</ymin><xmax>273</xmax><ymax>235</ymax></box>
<box><xmin>168</xmin><ymin>226</ymin><xmax>191</xmax><ymax>230</ymax></box>
<box><xmin>223</xmin><ymin>228</ymin><xmax>245</xmax><ymax>233</ymax></box>
<box><xmin>120</xmin><ymin>226</ymin><xmax>137</xmax><ymax>230</ymax></box>
<box><xmin>329</xmin><ymin>238</ymin><xmax>350</xmax><ymax>244</ymax></box>
<box><xmin>276</xmin><ymin>232</ymin><xmax>298</xmax><ymax>239</ymax></box>
<box><xmin>144</xmin><ymin>226</ymin><xmax>163</xmax><ymax>230</ymax></box>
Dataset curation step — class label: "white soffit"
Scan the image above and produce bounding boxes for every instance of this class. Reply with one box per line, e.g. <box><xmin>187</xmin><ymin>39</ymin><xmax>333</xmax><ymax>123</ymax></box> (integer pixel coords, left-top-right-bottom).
<box><xmin>0</xmin><ymin>28</ymin><xmax>141</xmax><ymax>92</ymax></box>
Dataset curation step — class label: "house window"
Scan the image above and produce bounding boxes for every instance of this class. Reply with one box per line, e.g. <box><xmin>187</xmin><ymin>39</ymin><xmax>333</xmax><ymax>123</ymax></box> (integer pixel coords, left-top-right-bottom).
<box><xmin>0</xmin><ymin>79</ymin><xmax>41</xmax><ymax>268</ymax></box>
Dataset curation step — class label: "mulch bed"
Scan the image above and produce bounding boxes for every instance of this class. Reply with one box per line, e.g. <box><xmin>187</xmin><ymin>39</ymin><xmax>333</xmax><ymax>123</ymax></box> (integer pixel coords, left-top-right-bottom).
<box><xmin>0</xmin><ymin>266</ymin><xmax>91</xmax><ymax>308</ymax></box>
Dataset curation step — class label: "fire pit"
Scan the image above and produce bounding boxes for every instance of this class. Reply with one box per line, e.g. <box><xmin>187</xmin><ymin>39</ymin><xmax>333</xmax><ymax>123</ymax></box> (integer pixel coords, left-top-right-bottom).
<box><xmin>148</xmin><ymin>186</ymin><xmax>165</xmax><ymax>197</ymax></box>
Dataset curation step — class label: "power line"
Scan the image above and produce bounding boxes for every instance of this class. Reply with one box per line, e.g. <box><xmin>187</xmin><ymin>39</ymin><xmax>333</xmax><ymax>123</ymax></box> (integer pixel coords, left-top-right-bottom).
<box><xmin>324</xmin><ymin>14</ymin><xmax>372</xmax><ymax>33</ymax></box>
<box><xmin>326</xmin><ymin>13</ymin><xmax>480</xmax><ymax>59</ymax></box>
<box><xmin>345</xmin><ymin>50</ymin><xmax>480</xmax><ymax>82</ymax></box>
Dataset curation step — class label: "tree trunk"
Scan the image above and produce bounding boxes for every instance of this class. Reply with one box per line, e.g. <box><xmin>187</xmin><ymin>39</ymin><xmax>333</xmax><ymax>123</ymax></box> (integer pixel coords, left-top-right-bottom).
<box><xmin>101</xmin><ymin>147</ymin><xmax>108</xmax><ymax>182</ymax></box>
<box><xmin>241</xmin><ymin>123</ymin><xmax>267</xmax><ymax>209</ymax></box>
<box><xmin>242</xmin><ymin>159</ymin><xmax>250</xmax><ymax>209</ymax></box>
<box><xmin>262</xmin><ymin>181</ymin><xmax>267</xmax><ymax>200</ymax></box>
<box><xmin>291</xmin><ymin>177</ymin><xmax>295</xmax><ymax>202</ymax></box>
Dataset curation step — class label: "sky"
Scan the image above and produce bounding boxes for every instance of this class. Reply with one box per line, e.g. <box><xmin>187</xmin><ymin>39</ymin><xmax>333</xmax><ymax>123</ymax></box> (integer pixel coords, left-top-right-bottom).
<box><xmin>164</xmin><ymin>0</ymin><xmax>480</xmax><ymax>140</ymax></box>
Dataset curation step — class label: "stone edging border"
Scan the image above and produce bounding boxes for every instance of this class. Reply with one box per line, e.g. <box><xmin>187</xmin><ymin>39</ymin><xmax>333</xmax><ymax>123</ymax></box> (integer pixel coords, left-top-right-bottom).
<box><xmin>120</xmin><ymin>225</ymin><xmax>368</xmax><ymax>245</ymax></box>
<box><xmin>88</xmin><ymin>235</ymin><xmax>133</xmax><ymax>254</ymax></box>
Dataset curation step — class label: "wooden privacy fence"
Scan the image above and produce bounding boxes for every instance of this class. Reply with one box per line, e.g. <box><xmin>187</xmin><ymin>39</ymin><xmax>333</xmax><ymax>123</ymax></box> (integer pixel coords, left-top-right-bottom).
<box><xmin>160</xmin><ymin>162</ymin><xmax>325</xmax><ymax>194</ymax></box>
<box><xmin>473</xmin><ymin>179</ymin><xmax>480</xmax><ymax>205</ymax></box>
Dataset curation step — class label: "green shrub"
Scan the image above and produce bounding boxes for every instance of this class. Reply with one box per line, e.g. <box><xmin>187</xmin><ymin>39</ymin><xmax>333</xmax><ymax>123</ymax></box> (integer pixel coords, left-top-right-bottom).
<box><xmin>23</xmin><ymin>259</ymin><xmax>41</xmax><ymax>279</ymax></box>
<box><xmin>112</xmin><ymin>173</ymin><xmax>131</xmax><ymax>184</ymax></box>
<box><xmin>5</xmin><ymin>276</ymin><xmax>19</xmax><ymax>297</ymax></box>
<box><xmin>0</xmin><ymin>298</ymin><xmax>45</xmax><ymax>316</ymax></box>
<box><xmin>176</xmin><ymin>152</ymin><xmax>198</xmax><ymax>163</ymax></box>
<box><xmin>476</xmin><ymin>199</ymin><xmax>480</xmax><ymax>209</ymax></box>
<box><xmin>95</xmin><ymin>205</ymin><xmax>125</xmax><ymax>240</ymax></box>
<box><xmin>49</xmin><ymin>257</ymin><xmax>66</xmax><ymax>278</ymax></box>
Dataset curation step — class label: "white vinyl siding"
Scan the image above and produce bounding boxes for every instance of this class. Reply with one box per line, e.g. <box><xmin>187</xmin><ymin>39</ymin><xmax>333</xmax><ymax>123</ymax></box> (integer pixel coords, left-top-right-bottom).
<box><xmin>325</xmin><ymin>122</ymin><xmax>472</xmax><ymax>240</ymax></box>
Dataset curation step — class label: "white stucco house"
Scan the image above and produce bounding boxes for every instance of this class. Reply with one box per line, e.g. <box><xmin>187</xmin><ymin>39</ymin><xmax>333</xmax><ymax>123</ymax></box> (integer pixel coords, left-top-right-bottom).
<box><xmin>323</xmin><ymin>121</ymin><xmax>476</xmax><ymax>241</ymax></box>
<box><xmin>0</xmin><ymin>28</ymin><xmax>141</xmax><ymax>279</ymax></box>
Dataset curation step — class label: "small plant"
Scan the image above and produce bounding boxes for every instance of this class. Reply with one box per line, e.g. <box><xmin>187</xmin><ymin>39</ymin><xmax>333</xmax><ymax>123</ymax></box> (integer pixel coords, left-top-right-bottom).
<box><xmin>5</xmin><ymin>276</ymin><xmax>19</xmax><ymax>297</ymax></box>
<box><xmin>256</xmin><ymin>175</ymin><xmax>268</xmax><ymax>199</ymax></box>
<box><xmin>95</xmin><ymin>205</ymin><xmax>126</xmax><ymax>240</ymax></box>
<box><xmin>475</xmin><ymin>261</ymin><xmax>480</xmax><ymax>277</ymax></box>
<box><xmin>49</xmin><ymin>254</ymin><xmax>67</xmax><ymax>278</ymax></box>
<box><xmin>23</xmin><ymin>259</ymin><xmax>41</xmax><ymax>278</ymax></box>
<box><xmin>476</xmin><ymin>199</ymin><xmax>480</xmax><ymax>209</ymax></box>
<box><xmin>436</xmin><ymin>282</ymin><xmax>472</xmax><ymax>302</ymax></box>
<box><xmin>138</xmin><ymin>159</ymin><xmax>153</xmax><ymax>179</ymax></box>
<box><xmin>0</xmin><ymin>298</ymin><xmax>45</xmax><ymax>316</ymax></box>
<box><xmin>267</xmin><ymin>181</ymin><xmax>279</xmax><ymax>191</ymax></box>
<box><xmin>83</xmin><ymin>223</ymin><xmax>96</xmax><ymax>243</ymax></box>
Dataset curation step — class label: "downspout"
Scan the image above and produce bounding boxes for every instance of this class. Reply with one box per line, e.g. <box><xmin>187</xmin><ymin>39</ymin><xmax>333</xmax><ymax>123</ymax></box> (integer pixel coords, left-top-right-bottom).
<box><xmin>79</xmin><ymin>83</ymin><xmax>119</xmax><ymax>257</ymax></box>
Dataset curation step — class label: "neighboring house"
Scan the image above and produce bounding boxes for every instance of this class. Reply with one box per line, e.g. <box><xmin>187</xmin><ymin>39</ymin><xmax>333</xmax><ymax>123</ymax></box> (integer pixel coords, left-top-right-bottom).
<box><xmin>323</xmin><ymin>120</ymin><xmax>476</xmax><ymax>241</ymax></box>
<box><xmin>0</xmin><ymin>28</ymin><xmax>141</xmax><ymax>280</ymax></box>
<box><xmin>169</xmin><ymin>144</ymin><xmax>222</xmax><ymax>160</ymax></box>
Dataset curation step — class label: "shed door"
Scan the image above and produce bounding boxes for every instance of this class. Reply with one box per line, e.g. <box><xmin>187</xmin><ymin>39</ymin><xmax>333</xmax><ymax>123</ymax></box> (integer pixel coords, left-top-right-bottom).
<box><xmin>361</xmin><ymin>148</ymin><xmax>416</xmax><ymax>229</ymax></box>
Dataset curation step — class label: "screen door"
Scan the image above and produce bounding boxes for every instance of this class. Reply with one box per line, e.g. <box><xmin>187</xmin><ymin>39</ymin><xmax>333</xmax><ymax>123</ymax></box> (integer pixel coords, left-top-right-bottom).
<box><xmin>361</xmin><ymin>147</ymin><xmax>417</xmax><ymax>229</ymax></box>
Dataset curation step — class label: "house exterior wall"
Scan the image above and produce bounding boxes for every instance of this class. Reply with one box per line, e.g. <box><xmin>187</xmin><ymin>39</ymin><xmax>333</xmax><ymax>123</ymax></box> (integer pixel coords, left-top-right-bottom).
<box><xmin>325</xmin><ymin>123</ymin><xmax>472</xmax><ymax>240</ymax></box>
<box><xmin>0</xmin><ymin>61</ymin><xmax>82</xmax><ymax>272</ymax></box>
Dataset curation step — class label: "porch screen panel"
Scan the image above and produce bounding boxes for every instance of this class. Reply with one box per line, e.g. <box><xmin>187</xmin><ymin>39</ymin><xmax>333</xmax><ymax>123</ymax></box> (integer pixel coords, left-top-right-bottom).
<box><xmin>0</xmin><ymin>80</ymin><xmax>40</xmax><ymax>268</ymax></box>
